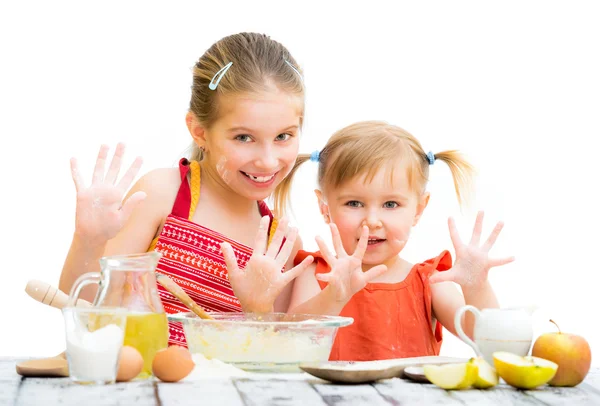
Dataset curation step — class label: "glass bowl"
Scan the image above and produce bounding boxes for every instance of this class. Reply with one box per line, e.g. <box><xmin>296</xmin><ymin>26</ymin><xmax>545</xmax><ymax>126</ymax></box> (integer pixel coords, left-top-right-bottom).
<box><xmin>167</xmin><ymin>312</ymin><xmax>353</xmax><ymax>372</ymax></box>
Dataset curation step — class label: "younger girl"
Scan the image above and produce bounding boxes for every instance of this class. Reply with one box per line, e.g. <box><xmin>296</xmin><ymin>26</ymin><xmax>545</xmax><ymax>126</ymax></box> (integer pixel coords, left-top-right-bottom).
<box><xmin>280</xmin><ymin>121</ymin><xmax>514</xmax><ymax>361</ymax></box>
<box><xmin>59</xmin><ymin>32</ymin><xmax>314</xmax><ymax>346</ymax></box>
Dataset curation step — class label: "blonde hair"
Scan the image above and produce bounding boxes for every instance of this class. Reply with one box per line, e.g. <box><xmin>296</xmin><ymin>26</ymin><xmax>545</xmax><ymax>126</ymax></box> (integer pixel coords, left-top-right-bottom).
<box><xmin>187</xmin><ymin>32</ymin><xmax>304</xmax><ymax>161</ymax></box>
<box><xmin>274</xmin><ymin>121</ymin><xmax>475</xmax><ymax>215</ymax></box>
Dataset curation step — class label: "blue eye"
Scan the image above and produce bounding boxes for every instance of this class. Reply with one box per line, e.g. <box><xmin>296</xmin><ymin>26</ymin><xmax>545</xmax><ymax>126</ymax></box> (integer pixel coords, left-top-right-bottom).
<box><xmin>345</xmin><ymin>201</ymin><xmax>363</xmax><ymax>208</ymax></box>
<box><xmin>383</xmin><ymin>201</ymin><xmax>399</xmax><ymax>209</ymax></box>
<box><xmin>235</xmin><ymin>134</ymin><xmax>252</xmax><ymax>142</ymax></box>
<box><xmin>275</xmin><ymin>133</ymin><xmax>292</xmax><ymax>141</ymax></box>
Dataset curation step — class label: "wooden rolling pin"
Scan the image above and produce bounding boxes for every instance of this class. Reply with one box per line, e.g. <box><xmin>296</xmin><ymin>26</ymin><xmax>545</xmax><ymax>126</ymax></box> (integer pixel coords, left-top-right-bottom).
<box><xmin>25</xmin><ymin>279</ymin><xmax>91</xmax><ymax>309</ymax></box>
<box><xmin>19</xmin><ymin>280</ymin><xmax>79</xmax><ymax>377</ymax></box>
<box><xmin>27</xmin><ymin>278</ymin><xmax>212</xmax><ymax>320</ymax></box>
<box><xmin>156</xmin><ymin>273</ymin><xmax>213</xmax><ymax>320</ymax></box>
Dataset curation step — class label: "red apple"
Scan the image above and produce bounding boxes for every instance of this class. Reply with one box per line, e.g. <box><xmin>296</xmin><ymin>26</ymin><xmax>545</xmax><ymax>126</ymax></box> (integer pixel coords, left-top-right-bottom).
<box><xmin>531</xmin><ymin>319</ymin><xmax>592</xmax><ymax>387</ymax></box>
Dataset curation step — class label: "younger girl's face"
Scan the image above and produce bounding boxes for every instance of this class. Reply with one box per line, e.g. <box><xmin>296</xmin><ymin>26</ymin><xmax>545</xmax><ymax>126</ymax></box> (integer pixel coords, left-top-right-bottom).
<box><xmin>201</xmin><ymin>87</ymin><xmax>303</xmax><ymax>201</ymax></box>
<box><xmin>321</xmin><ymin>162</ymin><xmax>429</xmax><ymax>269</ymax></box>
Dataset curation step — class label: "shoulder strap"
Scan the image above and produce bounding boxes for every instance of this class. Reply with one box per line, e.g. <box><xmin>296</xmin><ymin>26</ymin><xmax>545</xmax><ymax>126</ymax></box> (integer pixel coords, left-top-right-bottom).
<box><xmin>294</xmin><ymin>251</ymin><xmax>329</xmax><ymax>290</ymax></box>
<box><xmin>417</xmin><ymin>250</ymin><xmax>453</xmax><ymax>347</ymax></box>
<box><xmin>187</xmin><ymin>161</ymin><xmax>201</xmax><ymax>220</ymax></box>
<box><xmin>416</xmin><ymin>250</ymin><xmax>453</xmax><ymax>278</ymax></box>
<box><xmin>258</xmin><ymin>200</ymin><xmax>279</xmax><ymax>245</ymax></box>
<box><xmin>170</xmin><ymin>158</ymin><xmax>193</xmax><ymax>218</ymax></box>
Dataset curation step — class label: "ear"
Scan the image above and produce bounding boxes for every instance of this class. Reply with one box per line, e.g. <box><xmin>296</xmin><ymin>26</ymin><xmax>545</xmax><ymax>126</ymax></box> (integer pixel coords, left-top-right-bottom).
<box><xmin>314</xmin><ymin>189</ymin><xmax>331</xmax><ymax>224</ymax></box>
<box><xmin>412</xmin><ymin>191</ymin><xmax>430</xmax><ymax>226</ymax></box>
<box><xmin>186</xmin><ymin>112</ymin><xmax>207</xmax><ymax>147</ymax></box>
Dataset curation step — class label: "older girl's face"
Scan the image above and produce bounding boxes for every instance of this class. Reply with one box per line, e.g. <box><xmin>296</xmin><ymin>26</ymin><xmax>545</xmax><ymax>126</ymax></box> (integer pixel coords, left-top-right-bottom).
<box><xmin>199</xmin><ymin>87</ymin><xmax>303</xmax><ymax>201</ymax></box>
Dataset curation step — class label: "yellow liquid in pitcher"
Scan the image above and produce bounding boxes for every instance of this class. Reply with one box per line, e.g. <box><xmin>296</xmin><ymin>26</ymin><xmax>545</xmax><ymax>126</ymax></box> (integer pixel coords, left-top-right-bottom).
<box><xmin>123</xmin><ymin>312</ymin><xmax>169</xmax><ymax>378</ymax></box>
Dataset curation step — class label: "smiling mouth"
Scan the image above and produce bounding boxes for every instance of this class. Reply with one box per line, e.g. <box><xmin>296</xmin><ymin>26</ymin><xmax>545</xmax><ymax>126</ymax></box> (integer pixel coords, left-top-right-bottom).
<box><xmin>363</xmin><ymin>238</ymin><xmax>386</xmax><ymax>245</ymax></box>
<box><xmin>241</xmin><ymin>171</ymin><xmax>276</xmax><ymax>183</ymax></box>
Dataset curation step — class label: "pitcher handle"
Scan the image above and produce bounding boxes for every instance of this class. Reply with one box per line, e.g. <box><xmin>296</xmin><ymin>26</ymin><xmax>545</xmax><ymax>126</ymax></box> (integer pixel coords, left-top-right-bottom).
<box><xmin>67</xmin><ymin>272</ymin><xmax>101</xmax><ymax>307</ymax></box>
<box><xmin>454</xmin><ymin>305</ymin><xmax>483</xmax><ymax>357</ymax></box>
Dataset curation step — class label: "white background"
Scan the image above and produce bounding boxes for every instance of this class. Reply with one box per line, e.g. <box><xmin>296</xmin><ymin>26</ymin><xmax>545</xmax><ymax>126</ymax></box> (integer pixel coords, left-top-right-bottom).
<box><xmin>1</xmin><ymin>1</ymin><xmax>598</xmax><ymax>363</ymax></box>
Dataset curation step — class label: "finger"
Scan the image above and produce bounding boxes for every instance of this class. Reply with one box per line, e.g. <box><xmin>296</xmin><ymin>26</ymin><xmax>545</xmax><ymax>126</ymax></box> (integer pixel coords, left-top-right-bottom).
<box><xmin>253</xmin><ymin>216</ymin><xmax>271</xmax><ymax>255</ymax></box>
<box><xmin>352</xmin><ymin>226</ymin><xmax>369</xmax><ymax>260</ymax></box>
<box><xmin>447</xmin><ymin>217</ymin><xmax>463</xmax><ymax>250</ymax></box>
<box><xmin>220</xmin><ymin>242</ymin><xmax>241</xmax><ymax>275</ymax></box>
<box><xmin>315</xmin><ymin>272</ymin><xmax>332</xmax><ymax>282</ymax></box>
<box><xmin>266</xmin><ymin>217</ymin><xmax>288</xmax><ymax>258</ymax></box>
<box><xmin>274</xmin><ymin>226</ymin><xmax>298</xmax><ymax>269</ymax></box>
<box><xmin>119</xmin><ymin>191</ymin><xmax>147</xmax><ymax>220</ymax></box>
<box><xmin>330</xmin><ymin>223</ymin><xmax>348</xmax><ymax>257</ymax></box>
<box><xmin>469</xmin><ymin>211</ymin><xmax>484</xmax><ymax>245</ymax></box>
<box><xmin>70</xmin><ymin>158</ymin><xmax>85</xmax><ymax>192</ymax></box>
<box><xmin>105</xmin><ymin>143</ymin><xmax>125</xmax><ymax>185</ymax></box>
<box><xmin>362</xmin><ymin>264</ymin><xmax>387</xmax><ymax>282</ymax></box>
<box><xmin>116</xmin><ymin>156</ymin><xmax>143</xmax><ymax>192</ymax></box>
<box><xmin>489</xmin><ymin>256</ymin><xmax>515</xmax><ymax>268</ymax></box>
<box><xmin>481</xmin><ymin>221</ymin><xmax>504</xmax><ymax>252</ymax></box>
<box><xmin>92</xmin><ymin>145</ymin><xmax>110</xmax><ymax>185</ymax></box>
<box><xmin>429</xmin><ymin>270</ymin><xmax>454</xmax><ymax>284</ymax></box>
<box><xmin>282</xmin><ymin>255</ymin><xmax>314</xmax><ymax>284</ymax></box>
<box><xmin>315</xmin><ymin>235</ymin><xmax>337</xmax><ymax>265</ymax></box>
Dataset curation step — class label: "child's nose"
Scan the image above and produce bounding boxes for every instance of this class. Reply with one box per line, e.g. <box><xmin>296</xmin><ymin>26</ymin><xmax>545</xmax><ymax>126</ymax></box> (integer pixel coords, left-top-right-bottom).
<box><xmin>362</xmin><ymin>212</ymin><xmax>383</xmax><ymax>229</ymax></box>
<box><xmin>254</xmin><ymin>147</ymin><xmax>278</xmax><ymax>170</ymax></box>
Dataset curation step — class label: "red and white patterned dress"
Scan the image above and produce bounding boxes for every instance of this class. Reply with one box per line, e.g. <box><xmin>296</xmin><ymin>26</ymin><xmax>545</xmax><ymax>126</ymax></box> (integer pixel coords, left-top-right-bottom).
<box><xmin>147</xmin><ymin>159</ymin><xmax>277</xmax><ymax>346</ymax></box>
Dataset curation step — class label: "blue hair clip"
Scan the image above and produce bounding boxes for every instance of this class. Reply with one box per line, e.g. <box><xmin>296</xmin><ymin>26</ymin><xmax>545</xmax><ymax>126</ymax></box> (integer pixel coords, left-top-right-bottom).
<box><xmin>284</xmin><ymin>60</ymin><xmax>303</xmax><ymax>81</ymax></box>
<box><xmin>310</xmin><ymin>150</ymin><xmax>320</xmax><ymax>162</ymax></box>
<box><xmin>426</xmin><ymin>151</ymin><xmax>435</xmax><ymax>165</ymax></box>
<box><xmin>209</xmin><ymin>62</ymin><xmax>233</xmax><ymax>91</ymax></box>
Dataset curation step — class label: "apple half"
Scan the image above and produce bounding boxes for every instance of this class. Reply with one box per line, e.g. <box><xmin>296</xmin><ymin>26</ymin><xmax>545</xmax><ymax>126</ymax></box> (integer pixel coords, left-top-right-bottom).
<box><xmin>493</xmin><ymin>351</ymin><xmax>558</xmax><ymax>389</ymax></box>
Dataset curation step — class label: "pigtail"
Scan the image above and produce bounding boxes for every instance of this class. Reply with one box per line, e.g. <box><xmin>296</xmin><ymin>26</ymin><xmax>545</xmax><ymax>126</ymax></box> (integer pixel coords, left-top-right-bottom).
<box><xmin>431</xmin><ymin>150</ymin><xmax>476</xmax><ymax>207</ymax></box>
<box><xmin>272</xmin><ymin>154</ymin><xmax>311</xmax><ymax>217</ymax></box>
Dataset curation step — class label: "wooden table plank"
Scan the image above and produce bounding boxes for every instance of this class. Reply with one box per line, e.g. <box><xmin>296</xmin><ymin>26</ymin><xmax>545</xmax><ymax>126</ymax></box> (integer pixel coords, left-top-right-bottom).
<box><xmin>15</xmin><ymin>378</ymin><xmax>157</xmax><ymax>406</ymax></box>
<box><xmin>235</xmin><ymin>379</ymin><xmax>327</xmax><ymax>406</ymax></box>
<box><xmin>582</xmin><ymin>368</ymin><xmax>600</xmax><ymax>390</ymax></box>
<box><xmin>0</xmin><ymin>359</ymin><xmax>22</xmax><ymax>406</ymax></box>
<box><xmin>2</xmin><ymin>356</ymin><xmax>600</xmax><ymax>406</ymax></box>
<box><xmin>373</xmin><ymin>378</ymin><xmax>463</xmax><ymax>405</ymax></box>
<box><xmin>313</xmin><ymin>383</ymin><xmax>391</xmax><ymax>405</ymax></box>
<box><xmin>157</xmin><ymin>380</ymin><xmax>244</xmax><ymax>406</ymax></box>
<box><xmin>523</xmin><ymin>384</ymin><xmax>600</xmax><ymax>406</ymax></box>
<box><xmin>448</xmin><ymin>384</ymin><xmax>546</xmax><ymax>406</ymax></box>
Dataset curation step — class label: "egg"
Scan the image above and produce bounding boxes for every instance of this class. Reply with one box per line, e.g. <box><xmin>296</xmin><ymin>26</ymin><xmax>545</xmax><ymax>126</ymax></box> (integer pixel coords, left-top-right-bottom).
<box><xmin>152</xmin><ymin>345</ymin><xmax>195</xmax><ymax>382</ymax></box>
<box><xmin>116</xmin><ymin>346</ymin><xmax>144</xmax><ymax>382</ymax></box>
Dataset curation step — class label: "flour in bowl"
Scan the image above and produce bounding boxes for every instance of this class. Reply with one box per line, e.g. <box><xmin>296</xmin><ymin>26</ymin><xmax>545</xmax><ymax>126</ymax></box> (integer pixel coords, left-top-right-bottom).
<box><xmin>184</xmin><ymin>324</ymin><xmax>333</xmax><ymax>365</ymax></box>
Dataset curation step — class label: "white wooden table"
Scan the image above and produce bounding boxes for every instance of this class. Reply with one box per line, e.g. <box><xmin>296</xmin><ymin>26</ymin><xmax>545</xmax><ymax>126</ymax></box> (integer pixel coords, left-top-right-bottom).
<box><xmin>2</xmin><ymin>357</ymin><xmax>600</xmax><ymax>405</ymax></box>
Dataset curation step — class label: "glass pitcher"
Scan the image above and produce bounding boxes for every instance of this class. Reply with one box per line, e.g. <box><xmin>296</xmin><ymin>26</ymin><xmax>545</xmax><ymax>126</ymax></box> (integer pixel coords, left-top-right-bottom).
<box><xmin>68</xmin><ymin>252</ymin><xmax>169</xmax><ymax>379</ymax></box>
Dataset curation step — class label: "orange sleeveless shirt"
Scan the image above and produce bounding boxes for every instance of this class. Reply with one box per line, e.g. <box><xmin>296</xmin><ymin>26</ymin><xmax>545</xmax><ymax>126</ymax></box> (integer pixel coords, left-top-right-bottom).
<box><xmin>294</xmin><ymin>250</ymin><xmax>452</xmax><ymax>361</ymax></box>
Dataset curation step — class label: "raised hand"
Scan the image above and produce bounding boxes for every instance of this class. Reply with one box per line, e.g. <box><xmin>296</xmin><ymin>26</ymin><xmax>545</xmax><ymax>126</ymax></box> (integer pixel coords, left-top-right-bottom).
<box><xmin>315</xmin><ymin>224</ymin><xmax>389</xmax><ymax>302</ymax></box>
<box><xmin>70</xmin><ymin>144</ymin><xmax>145</xmax><ymax>245</ymax></box>
<box><xmin>429</xmin><ymin>211</ymin><xmax>515</xmax><ymax>287</ymax></box>
<box><xmin>220</xmin><ymin>216</ymin><xmax>314</xmax><ymax>313</ymax></box>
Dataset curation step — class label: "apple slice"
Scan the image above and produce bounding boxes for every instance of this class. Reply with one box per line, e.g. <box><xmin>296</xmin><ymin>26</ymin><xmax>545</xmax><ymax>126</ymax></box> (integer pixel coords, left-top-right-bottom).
<box><xmin>472</xmin><ymin>357</ymin><xmax>499</xmax><ymax>389</ymax></box>
<box><xmin>493</xmin><ymin>351</ymin><xmax>558</xmax><ymax>389</ymax></box>
<box><xmin>423</xmin><ymin>360</ymin><xmax>478</xmax><ymax>390</ymax></box>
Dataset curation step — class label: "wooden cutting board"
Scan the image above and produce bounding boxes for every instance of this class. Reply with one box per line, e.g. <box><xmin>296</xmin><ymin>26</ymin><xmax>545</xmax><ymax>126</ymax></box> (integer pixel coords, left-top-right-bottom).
<box><xmin>15</xmin><ymin>352</ymin><xmax>68</xmax><ymax>378</ymax></box>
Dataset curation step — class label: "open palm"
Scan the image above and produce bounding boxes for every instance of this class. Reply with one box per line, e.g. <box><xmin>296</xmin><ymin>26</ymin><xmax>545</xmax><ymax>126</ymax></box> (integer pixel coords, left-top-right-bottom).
<box><xmin>221</xmin><ymin>217</ymin><xmax>314</xmax><ymax>313</ymax></box>
<box><xmin>429</xmin><ymin>211</ymin><xmax>515</xmax><ymax>288</ymax></box>
<box><xmin>71</xmin><ymin>144</ymin><xmax>145</xmax><ymax>244</ymax></box>
<box><xmin>315</xmin><ymin>224</ymin><xmax>388</xmax><ymax>302</ymax></box>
